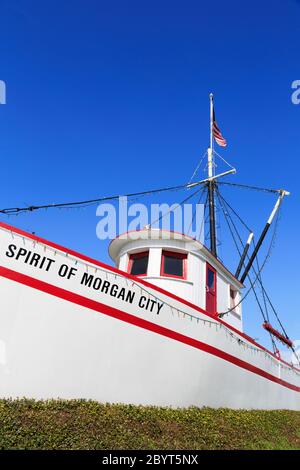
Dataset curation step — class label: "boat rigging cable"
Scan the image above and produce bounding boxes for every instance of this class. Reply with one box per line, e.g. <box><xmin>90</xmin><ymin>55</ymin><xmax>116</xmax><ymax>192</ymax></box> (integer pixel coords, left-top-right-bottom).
<box><xmin>186</xmin><ymin>188</ymin><xmax>208</xmax><ymax>239</ymax></box>
<box><xmin>215</xmin><ymin>187</ymin><xmax>299</xmax><ymax>363</ymax></box>
<box><xmin>0</xmin><ymin>181</ymin><xmax>280</xmax><ymax>216</ymax></box>
<box><xmin>147</xmin><ymin>186</ymin><xmax>205</xmax><ymax>230</ymax></box>
<box><xmin>218</xmin><ymin>181</ymin><xmax>281</xmax><ymax>194</ymax></box>
<box><xmin>215</xmin><ymin>187</ymin><xmax>279</xmax><ymax>353</ymax></box>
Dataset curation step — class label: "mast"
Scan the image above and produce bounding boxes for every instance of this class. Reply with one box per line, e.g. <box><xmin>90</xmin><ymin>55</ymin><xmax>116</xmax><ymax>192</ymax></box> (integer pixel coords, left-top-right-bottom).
<box><xmin>207</xmin><ymin>93</ymin><xmax>217</xmax><ymax>257</ymax></box>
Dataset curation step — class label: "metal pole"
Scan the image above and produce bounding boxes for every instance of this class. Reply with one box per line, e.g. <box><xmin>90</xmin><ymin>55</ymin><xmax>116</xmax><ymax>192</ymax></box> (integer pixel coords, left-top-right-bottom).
<box><xmin>186</xmin><ymin>168</ymin><xmax>236</xmax><ymax>189</ymax></box>
<box><xmin>208</xmin><ymin>93</ymin><xmax>217</xmax><ymax>257</ymax></box>
<box><xmin>235</xmin><ymin>232</ymin><xmax>254</xmax><ymax>278</ymax></box>
<box><xmin>240</xmin><ymin>190</ymin><xmax>289</xmax><ymax>283</ymax></box>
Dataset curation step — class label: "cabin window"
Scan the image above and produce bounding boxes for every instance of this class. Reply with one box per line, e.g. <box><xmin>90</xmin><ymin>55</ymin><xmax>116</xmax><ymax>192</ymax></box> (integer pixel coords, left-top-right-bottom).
<box><xmin>128</xmin><ymin>251</ymin><xmax>149</xmax><ymax>276</ymax></box>
<box><xmin>161</xmin><ymin>251</ymin><xmax>187</xmax><ymax>279</ymax></box>
<box><xmin>207</xmin><ymin>268</ymin><xmax>215</xmax><ymax>290</ymax></box>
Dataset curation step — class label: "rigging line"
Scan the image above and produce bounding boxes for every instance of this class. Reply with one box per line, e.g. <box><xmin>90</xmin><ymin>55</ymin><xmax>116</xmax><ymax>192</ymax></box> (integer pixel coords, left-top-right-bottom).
<box><xmin>252</xmin><ymin>250</ymin><xmax>278</xmax><ymax>352</ymax></box>
<box><xmin>251</xmin><ymin>210</ymin><xmax>285</xmax><ymax>330</ymax></box>
<box><xmin>148</xmin><ymin>187</ymin><xmax>204</xmax><ymax>229</ymax></box>
<box><xmin>187</xmin><ymin>150</ymin><xmax>208</xmax><ymax>186</ymax></box>
<box><xmin>254</xmin><ymin>241</ymin><xmax>270</xmax><ymax>323</ymax></box>
<box><xmin>215</xmin><ymin>189</ymin><xmax>268</xmax><ymax>324</ymax></box>
<box><xmin>218</xmin><ymin>199</ymin><xmax>274</xmax><ymax>349</ymax></box>
<box><xmin>216</xmin><ymin>190</ymin><xmax>252</xmax><ymax>233</ymax></box>
<box><xmin>258</xmin><ymin>239</ymin><xmax>299</xmax><ymax>363</ymax></box>
<box><xmin>218</xmin><ymin>190</ymin><xmax>273</xmax><ymax>332</ymax></box>
<box><xmin>218</xmin><ymin>181</ymin><xmax>280</xmax><ymax>194</ymax></box>
<box><xmin>217</xmin><ymin>189</ymin><xmax>282</xmax><ymax>326</ymax></box>
<box><xmin>217</xmin><ymin>227</ymin><xmax>275</xmax><ymax>355</ymax></box>
<box><xmin>248</xmin><ymin>212</ymin><xmax>282</xmax><ymax>336</ymax></box>
<box><xmin>221</xmin><ymin>189</ymin><xmax>279</xmax><ymax>303</ymax></box>
<box><xmin>216</xmin><ymin>187</ymin><xmax>280</xmax><ymax>319</ymax></box>
<box><xmin>219</xmin><ymin>211</ymin><xmax>279</xmax><ymax>317</ymax></box>
<box><xmin>0</xmin><ymin>182</ymin><xmax>199</xmax><ymax>216</ymax></box>
<box><xmin>216</xmin><ymin>188</ymin><xmax>244</xmax><ymax>247</ymax></box>
<box><xmin>256</xmin><ymin>250</ymin><xmax>291</xmax><ymax>340</ymax></box>
<box><xmin>186</xmin><ymin>187</ymin><xmax>206</xmax><ymax>238</ymax></box>
<box><xmin>212</xmin><ymin>149</ymin><xmax>236</xmax><ymax>170</ymax></box>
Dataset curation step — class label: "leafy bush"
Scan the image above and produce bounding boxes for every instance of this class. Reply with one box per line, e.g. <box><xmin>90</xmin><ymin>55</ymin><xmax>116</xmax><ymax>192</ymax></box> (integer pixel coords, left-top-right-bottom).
<box><xmin>0</xmin><ymin>399</ymin><xmax>299</xmax><ymax>450</ymax></box>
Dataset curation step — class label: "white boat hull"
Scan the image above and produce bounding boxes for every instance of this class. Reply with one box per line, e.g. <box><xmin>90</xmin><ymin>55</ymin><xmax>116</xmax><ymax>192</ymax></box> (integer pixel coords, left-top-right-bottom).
<box><xmin>0</xmin><ymin>222</ymin><xmax>299</xmax><ymax>409</ymax></box>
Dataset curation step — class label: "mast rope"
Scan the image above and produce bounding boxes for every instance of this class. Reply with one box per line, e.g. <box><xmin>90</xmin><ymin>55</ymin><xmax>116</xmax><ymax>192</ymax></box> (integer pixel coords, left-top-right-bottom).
<box><xmin>254</xmin><ymin>247</ymin><xmax>270</xmax><ymax>323</ymax></box>
<box><xmin>0</xmin><ymin>182</ymin><xmax>196</xmax><ymax>216</ymax></box>
<box><xmin>186</xmin><ymin>187</ymin><xmax>207</xmax><ymax>238</ymax></box>
<box><xmin>213</xmin><ymin>149</ymin><xmax>236</xmax><ymax>171</ymax></box>
<box><xmin>218</xmin><ymin>181</ymin><xmax>281</xmax><ymax>194</ymax></box>
<box><xmin>0</xmin><ymin>179</ymin><xmax>281</xmax><ymax>217</ymax></box>
<box><xmin>147</xmin><ymin>187</ymin><xmax>204</xmax><ymax>229</ymax></box>
<box><xmin>216</xmin><ymin>189</ymin><xmax>275</xmax><ymax>324</ymax></box>
<box><xmin>218</xmin><ymin>185</ymin><xmax>278</xmax><ymax>317</ymax></box>
<box><xmin>215</xmin><ymin>188</ymin><xmax>280</xmax><ymax>352</ymax></box>
<box><xmin>216</xmin><ymin>190</ymin><xmax>296</xmax><ymax>357</ymax></box>
<box><xmin>216</xmin><ymin>188</ymin><xmax>278</xmax><ymax>314</ymax></box>
<box><xmin>187</xmin><ymin>151</ymin><xmax>208</xmax><ymax>186</ymax></box>
<box><xmin>216</xmin><ymin>191</ymin><xmax>252</xmax><ymax>233</ymax></box>
<box><xmin>215</xmin><ymin>189</ymin><xmax>268</xmax><ymax>320</ymax></box>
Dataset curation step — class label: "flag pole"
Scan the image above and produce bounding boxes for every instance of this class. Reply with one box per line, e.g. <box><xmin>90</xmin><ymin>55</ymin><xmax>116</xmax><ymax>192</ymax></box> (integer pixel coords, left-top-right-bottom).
<box><xmin>209</xmin><ymin>92</ymin><xmax>214</xmax><ymax>167</ymax></box>
<box><xmin>207</xmin><ymin>93</ymin><xmax>217</xmax><ymax>257</ymax></box>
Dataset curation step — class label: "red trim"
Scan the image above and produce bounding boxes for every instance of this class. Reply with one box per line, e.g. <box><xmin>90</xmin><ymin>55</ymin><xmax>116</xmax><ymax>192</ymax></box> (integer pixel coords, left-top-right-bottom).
<box><xmin>0</xmin><ymin>221</ymin><xmax>298</xmax><ymax>373</ymax></box>
<box><xmin>0</xmin><ymin>264</ymin><xmax>299</xmax><ymax>393</ymax></box>
<box><xmin>160</xmin><ymin>250</ymin><xmax>187</xmax><ymax>280</ymax></box>
<box><xmin>127</xmin><ymin>251</ymin><xmax>149</xmax><ymax>277</ymax></box>
<box><xmin>263</xmin><ymin>322</ymin><xmax>293</xmax><ymax>348</ymax></box>
<box><xmin>206</xmin><ymin>263</ymin><xmax>217</xmax><ymax>315</ymax></box>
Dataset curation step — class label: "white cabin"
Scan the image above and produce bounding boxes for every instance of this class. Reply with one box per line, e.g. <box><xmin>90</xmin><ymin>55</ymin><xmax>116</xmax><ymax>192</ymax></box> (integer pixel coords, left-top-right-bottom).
<box><xmin>109</xmin><ymin>229</ymin><xmax>244</xmax><ymax>331</ymax></box>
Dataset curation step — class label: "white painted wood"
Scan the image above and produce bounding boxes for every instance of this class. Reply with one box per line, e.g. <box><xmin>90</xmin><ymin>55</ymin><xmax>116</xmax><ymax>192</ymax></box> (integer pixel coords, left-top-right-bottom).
<box><xmin>0</xmin><ymin>225</ymin><xmax>298</xmax><ymax>409</ymax></box>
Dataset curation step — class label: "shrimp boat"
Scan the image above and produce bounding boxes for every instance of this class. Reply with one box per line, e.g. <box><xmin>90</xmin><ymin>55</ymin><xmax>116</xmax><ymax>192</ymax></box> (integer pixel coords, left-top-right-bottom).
<box><xmin>0</xmin><ymin>95</ymin><xmax>299</xmax><ymax>410</ymax></box>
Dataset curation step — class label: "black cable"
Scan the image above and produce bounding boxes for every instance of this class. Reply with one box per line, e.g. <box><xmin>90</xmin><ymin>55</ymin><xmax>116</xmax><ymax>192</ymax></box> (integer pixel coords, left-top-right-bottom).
<box><xmin>217</xmin><ymin>190</ymin><xmax>279</xmax><ymax>314</ymax></box>
<box><xmin>216</xmin><ymin>189</ymin><xmax>279</xmax><ymax>352</ymax></box>
<box><xmin>215</xmin><ymin>189</ymin><xmax>267</xmax><ymax>321</ymax></box>
<box><xmin>218</xmin><ymin>181</ymin><xmax>280</xmax><ymax>194</ymax></box>
<box><xmin>186</xmin><ymin>187</ymin><xmax>206</xmax><ymax>237</ymax></box>
<box><xmin>217</xmin><ymin>191</ymin><xmax>252</xmax><ymax>233</ymax></box>
<box><xmin>0</xmin><ymin>179</ymin><xmax>280</xmax><ymax>216</ymax></box>
<box><xmin>249</xmin><ymin>211</ymin><xmax>289</xmax><ymax>337</ymax></box>
<box><xmin>217</xmin><ymin>193</ymin><xmax>291</xmax><ymax>352</ymax></box>
<box><xmin>218</xmin><ymin>190</ymin><xmax>271</xmax><ymax>323</ymax></box>
<box><xmin>0</xmin><ymin>182</ymin><xmax>199</xmax><ymax>216</ymax></box>
<box><xmin>148</xmin><ymin>187</ymin><xmax>204</xmax><ymax>229</ymax></box>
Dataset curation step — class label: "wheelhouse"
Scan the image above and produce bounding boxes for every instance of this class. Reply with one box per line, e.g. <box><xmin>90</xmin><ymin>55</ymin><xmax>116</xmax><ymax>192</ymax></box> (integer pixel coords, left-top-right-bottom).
<box><xmin>109</xmin><ymin>228</ymin><xmax>244</xmax><ymax>331</ymax></box>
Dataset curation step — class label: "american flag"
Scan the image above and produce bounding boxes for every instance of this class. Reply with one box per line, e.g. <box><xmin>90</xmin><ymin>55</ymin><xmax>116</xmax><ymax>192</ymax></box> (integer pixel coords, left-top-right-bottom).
<box><xmin>212</xmin><ymin>107</ymin><xmax>227</xmax><ymax>147</ymax></box>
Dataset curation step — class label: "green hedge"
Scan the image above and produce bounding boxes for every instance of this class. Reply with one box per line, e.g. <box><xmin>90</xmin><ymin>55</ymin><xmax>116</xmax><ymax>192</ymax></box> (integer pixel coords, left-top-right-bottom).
<box><xmin>0</xmin><ymin>399</ymin><xmax>299</xmax><ymax>450</ymax></box>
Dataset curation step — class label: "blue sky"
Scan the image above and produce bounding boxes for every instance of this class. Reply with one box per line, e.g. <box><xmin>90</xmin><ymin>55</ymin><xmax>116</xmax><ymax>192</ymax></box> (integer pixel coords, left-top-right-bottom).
<box><xmin>0</xmin><ymin>0</ymin><xmax>299</xmax><ymax>351</ymax></box>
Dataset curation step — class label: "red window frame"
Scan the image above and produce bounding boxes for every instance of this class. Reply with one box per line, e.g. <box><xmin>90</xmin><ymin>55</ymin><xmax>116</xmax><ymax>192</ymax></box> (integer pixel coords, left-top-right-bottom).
<box><xmin>127</xmin><ymin>251</ymin><xmax>149</xmax><ymax>277</ymax></box>
<box><xmin>160</xmin><ymin>250</ymin><xmax>187</xmax><ymax>280</ymax></box>
<box><xmin>206</xmin><ymin>263</ymin><xmax>217</xmax><ymax>315</ymax></box>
